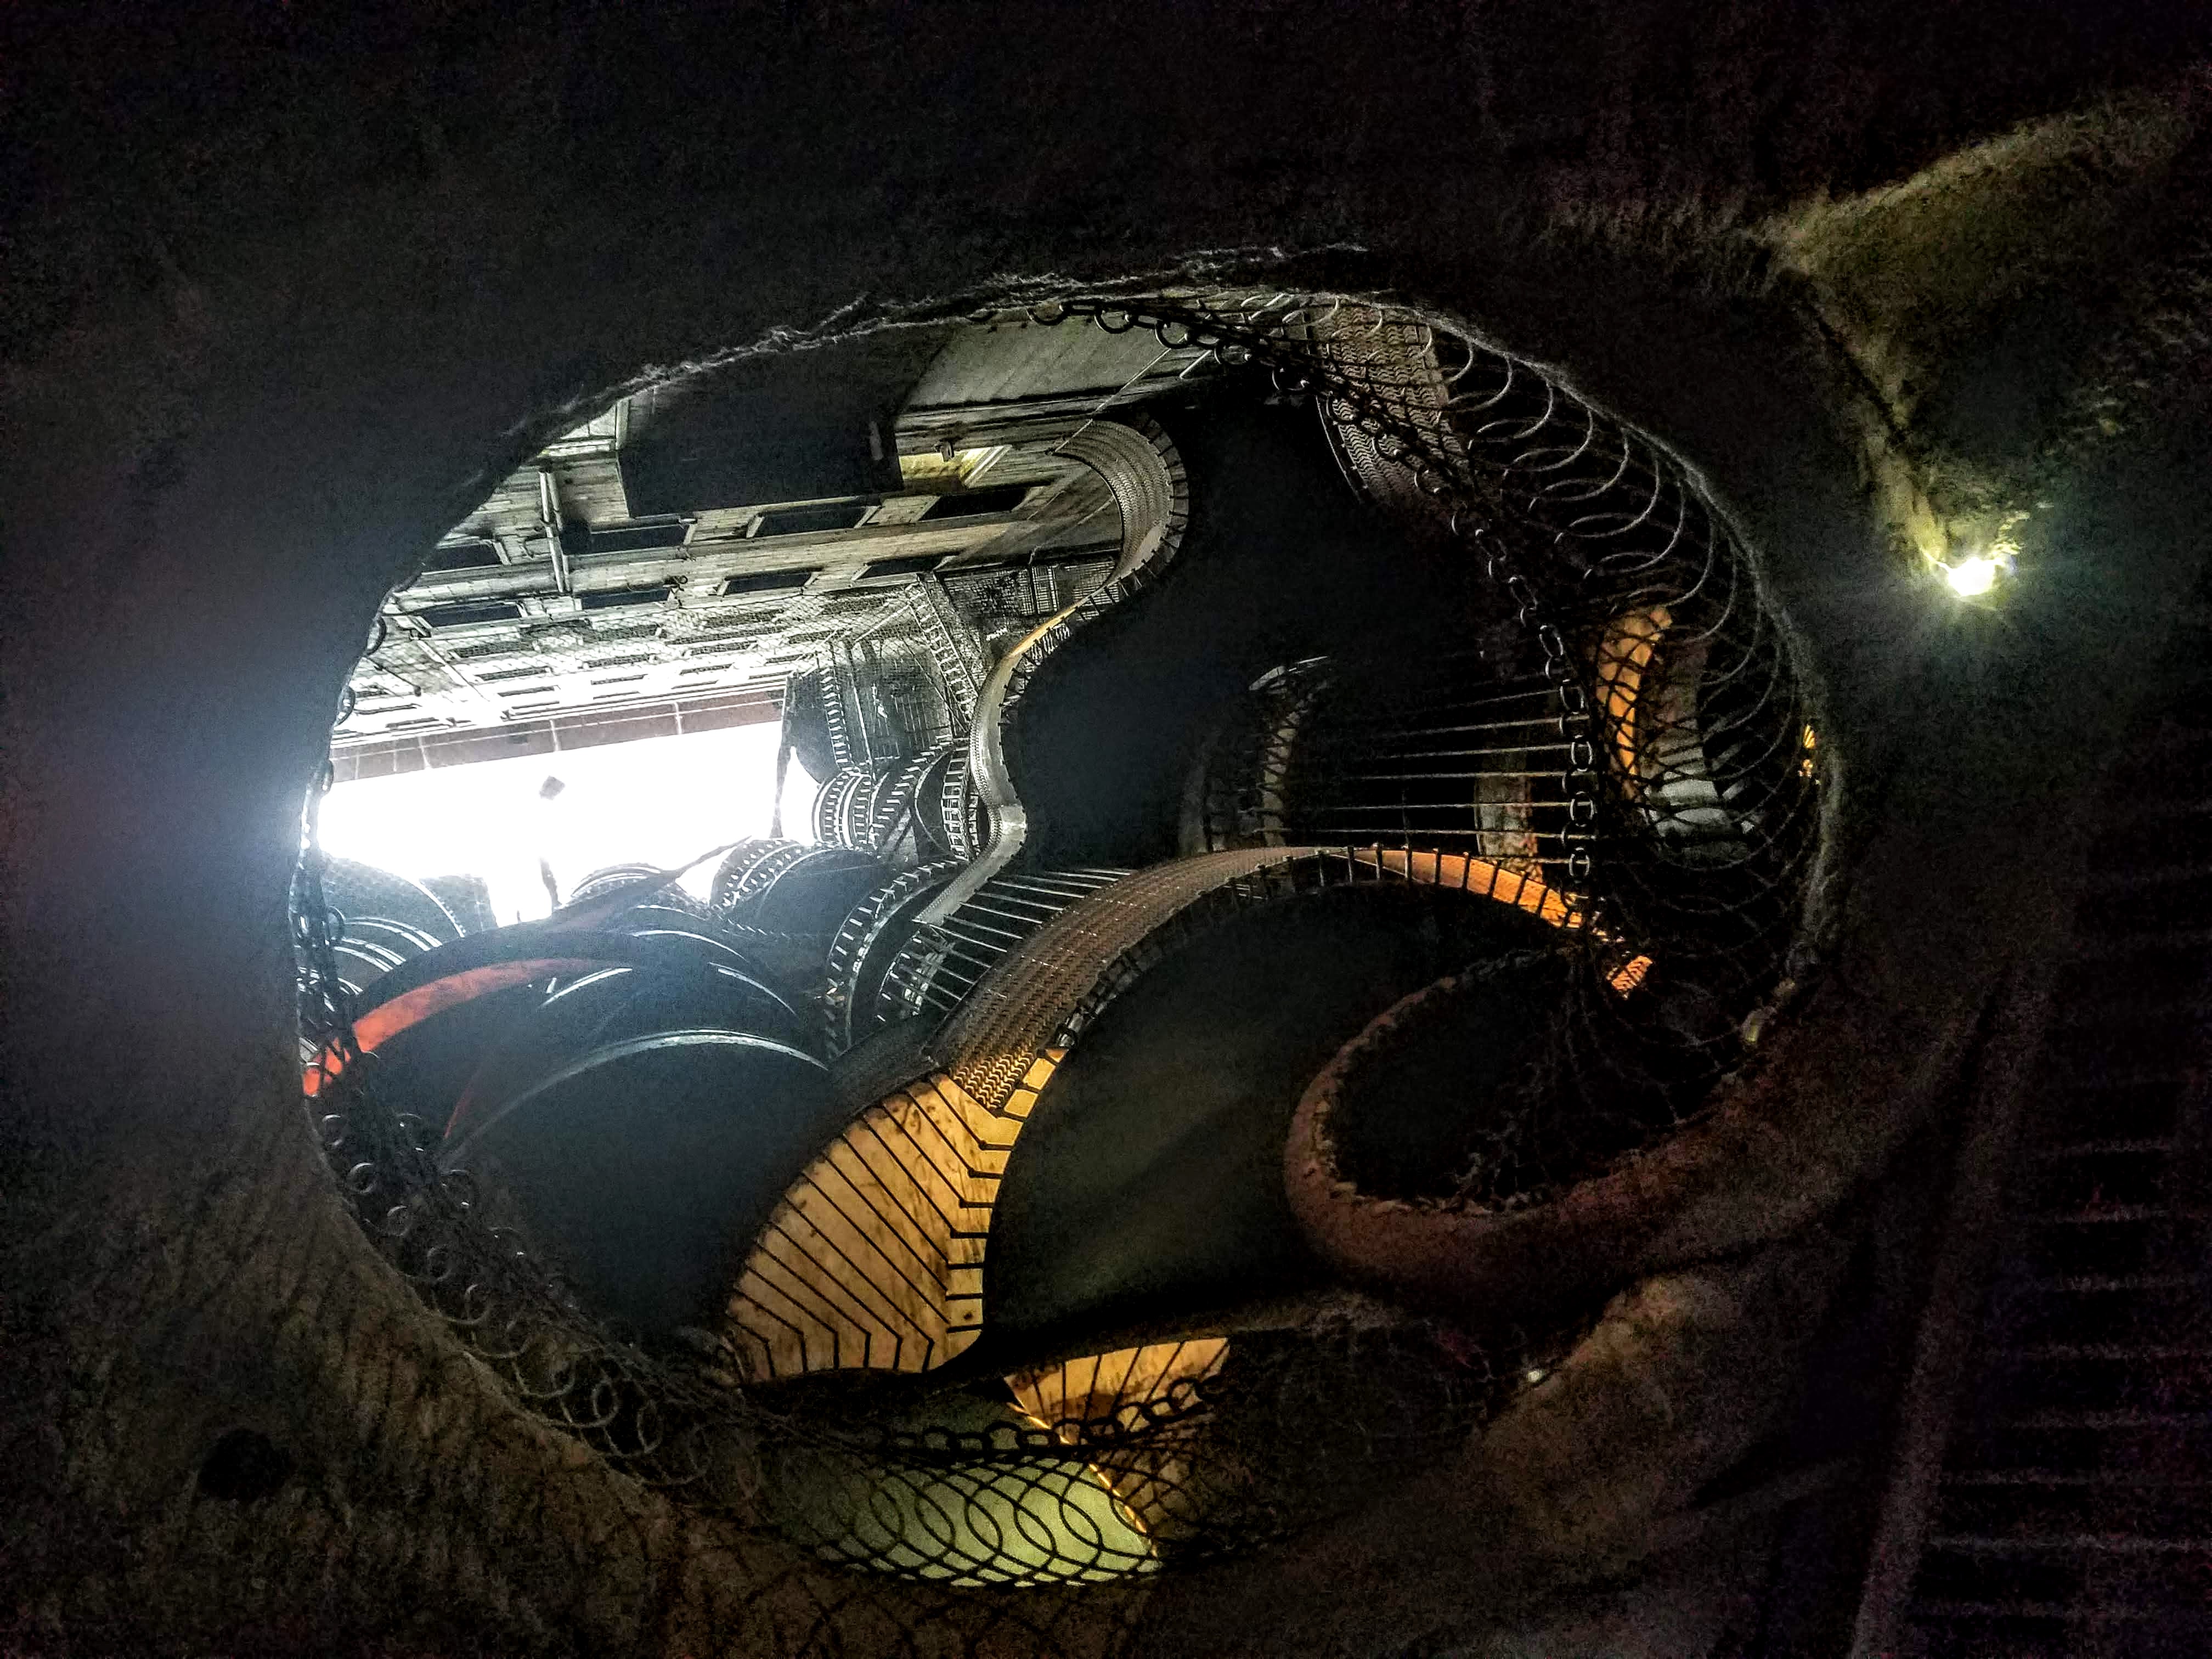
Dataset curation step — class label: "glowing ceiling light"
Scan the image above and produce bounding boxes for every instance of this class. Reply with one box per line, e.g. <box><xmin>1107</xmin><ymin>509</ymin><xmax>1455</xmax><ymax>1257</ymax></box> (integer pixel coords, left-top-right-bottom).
<box><xmin>1944</xmin><ymin>555</ymin><xmax>2001</xmax><ymax>597</ymax></box>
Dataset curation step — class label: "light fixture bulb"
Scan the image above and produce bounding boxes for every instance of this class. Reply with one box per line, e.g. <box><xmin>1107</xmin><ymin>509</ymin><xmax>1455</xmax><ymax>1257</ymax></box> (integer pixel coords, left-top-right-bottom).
<box><xmin>1945</xmin><ymin>555</ymin><xmax>2000</xmax><ymax>597</ymax></box>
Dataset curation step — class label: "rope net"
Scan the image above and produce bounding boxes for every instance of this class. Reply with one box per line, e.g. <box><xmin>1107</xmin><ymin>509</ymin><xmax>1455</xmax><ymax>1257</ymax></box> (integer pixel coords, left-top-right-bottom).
<box><xmin>291</xmin><ymin>286</ymin><xmax>1821</xmax><ymax>1650</ymax></box>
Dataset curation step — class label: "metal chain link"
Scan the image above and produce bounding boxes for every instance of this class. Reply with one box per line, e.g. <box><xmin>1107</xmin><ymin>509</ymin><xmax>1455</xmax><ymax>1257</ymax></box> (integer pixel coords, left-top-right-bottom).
<box><xmin>289</xmin><ymin>287</ymin><xmax>1812</xmax><ymax>1643</ymax></box>
<box><xmin>1023</xmin><ymin>293</ymin><xmax>1617</xmax><ymax>889</ymax></box>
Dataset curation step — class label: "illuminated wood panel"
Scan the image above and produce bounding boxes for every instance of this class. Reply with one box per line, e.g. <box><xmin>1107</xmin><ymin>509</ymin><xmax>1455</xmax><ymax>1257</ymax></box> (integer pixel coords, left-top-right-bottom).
<box><xmin>726</xmin><ymin>1054</ymin><xmax>1063</xmax><ymax>1380</ymax></box>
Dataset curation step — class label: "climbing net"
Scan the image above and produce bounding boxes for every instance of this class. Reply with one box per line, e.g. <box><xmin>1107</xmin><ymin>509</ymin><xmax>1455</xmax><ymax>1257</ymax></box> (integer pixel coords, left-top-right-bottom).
<box><xmin>1082</xmin><ymin>289</ymin><xmax>1825</xmax><ymax>1201</ymax></box>
<box><xmin>291</xmin><ymin>282</ymin><xmax>1821</xmax><ymax>1651</ymax></box>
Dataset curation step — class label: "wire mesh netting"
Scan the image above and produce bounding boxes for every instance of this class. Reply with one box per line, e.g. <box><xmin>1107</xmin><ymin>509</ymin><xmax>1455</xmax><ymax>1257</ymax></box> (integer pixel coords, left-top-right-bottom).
<box><xmin>876</xmin><ymin>868</ymin><xmax>1133</xmax><ymax>1030</ymax></box>
<box><xmin>293</xmin><ymin>857</ymin><xmax>1555</xmax><ymax>1589</ymax></box>
<box><xmin>291</xmin><ymin>284</ymin><xmax>1824</xmax><ymax>1653</ymax></box>
<box><xmin>1142</xmin><ymin>290</ymin><xmax>1824</xmax><ymax>1203</ymax></box>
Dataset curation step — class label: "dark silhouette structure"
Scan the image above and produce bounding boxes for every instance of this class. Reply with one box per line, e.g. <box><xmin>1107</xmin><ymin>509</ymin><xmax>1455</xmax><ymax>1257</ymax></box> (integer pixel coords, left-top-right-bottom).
<box><xmin>8</xmin><ymin>4</ymin><xmax>2212</xmax><ymax>1654</ymax></box>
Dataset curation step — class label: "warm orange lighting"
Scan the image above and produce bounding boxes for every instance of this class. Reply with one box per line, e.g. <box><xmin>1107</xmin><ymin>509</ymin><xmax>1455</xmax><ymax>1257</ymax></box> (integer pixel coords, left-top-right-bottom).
<box><xmin>1008</xmin><ymin>1339</ymin><xmax>1229</xmax><ymax>1438</ymax></box>
<box><xmin>1348</xmin><ymin>848</ymin><xmax>1585</xmax><ymax>929</ymax></box>
<box><xmin>302</xmin><ymin>957</ymin><xmax>607</xmax><ymax>1096</ymax></box>
<box><xmin>1008</xmin><ymin>1339</ymin><xmax>1231</xmax><ymax>1543</ymax></box>
<box><xmin>1608</xmin><ymin>954</ymin><xmax>1654</xmax><ymax>995</ymax></box>
<box><xmin>1593</xmin><ymin>606</ymin><xmax>1673</xmax><ymax>780</ymax></box>
<box><xmin>725</xmin><ymin>1052</ymin><xmax>1065</xmax><ymax>1381</ymax></box>
<box><xmin>726</xmin><ymin>851</ymin><xmax>1640</xmax><ymax>1389</ymax></box>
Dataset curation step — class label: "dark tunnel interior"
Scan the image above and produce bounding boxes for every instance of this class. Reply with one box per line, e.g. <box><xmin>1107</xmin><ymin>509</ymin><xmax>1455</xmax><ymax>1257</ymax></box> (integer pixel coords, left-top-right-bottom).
<box><xmin>10</xmin><ymin>5</ymin><xmax>2212</xmax><ymax>1656</ymax></box>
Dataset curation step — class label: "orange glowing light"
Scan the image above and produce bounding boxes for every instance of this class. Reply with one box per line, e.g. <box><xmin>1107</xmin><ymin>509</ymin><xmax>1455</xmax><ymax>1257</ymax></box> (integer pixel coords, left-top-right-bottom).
<box><xmin>1608</xmin><ymin>955</ymin><xmax>1654</xmax><ymax>995</ymax></box>
<box><xmin>1348</xmin><ymin>848</ymin><xmax>1585</xmax><ymax>930</ymax></box>
<box><xmin>302</xmin><ymin>957</ymin><xmax>608</xmax><ymax>1095</ymax></box>
<box><xmin>1594</xmin><ymin>606</ymin><xmax>1673</xmax><ymax>781</ymax></box>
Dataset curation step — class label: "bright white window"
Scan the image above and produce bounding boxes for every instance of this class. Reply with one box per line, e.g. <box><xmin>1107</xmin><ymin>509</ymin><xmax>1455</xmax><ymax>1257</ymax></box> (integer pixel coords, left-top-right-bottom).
<box><xmin>321</xmin><ymin>721</ymin><xmax>817</xmax><ymax>925</ymax></box>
